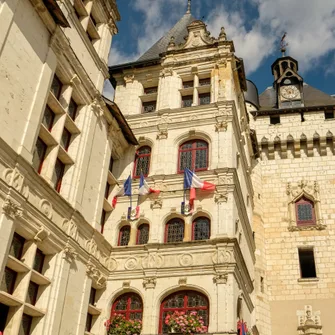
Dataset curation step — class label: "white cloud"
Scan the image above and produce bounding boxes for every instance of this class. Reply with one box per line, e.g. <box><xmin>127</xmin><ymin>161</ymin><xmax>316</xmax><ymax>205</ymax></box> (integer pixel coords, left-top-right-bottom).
<box><xmin>109</xmin><ymin>0</ymin><xmax>335</xmax><ymax>78</ymax></box>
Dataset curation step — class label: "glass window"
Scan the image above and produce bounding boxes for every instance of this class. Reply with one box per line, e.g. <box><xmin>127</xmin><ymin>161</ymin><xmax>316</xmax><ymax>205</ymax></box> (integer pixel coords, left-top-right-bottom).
<box><xmin>85</xmin><ymin>313</ymin><xmax>93</xmax><ymax>332</ymax></box>
<box><xmin>21</xmin><ymin>314</ymin><xmax>33</xmax><ymax>335</ymax></box>
<box><xmin>193</xmin><ymin>217</ymin><xmax>210</xmax><ymax>240</ymax></box>
<box><xmin>33</xmin><ymin>249</ymin><xmax>45</xmax><ymax>273</ymax></box>
<box><xmin>199</xmin><ymin>93</ymin><xmax>210</xmax><ymax>105</ymax></box>
<box><xmin>137</xmin><ymin>224</ymin><xmax>149</xmax><ymax>245</ymax></box>
<box><xmin>32</xmin><ymin>137</ymin><xmax>47</xmax><ymax>173</ymax></box>
<box><xmin>9</xmin><ymin>233</ymin><xmax>25</xmax><ymax>260</ymax></box>
<box><xmin>53</xmin><ymin>159</ymin><xmax>65</xmax><ymax>193</ymax></box>
<box><xmin>27</xmin><ymin>282</ymin><xmax>39</xmax><ymax>305</ymax></box>
<box><xmin>159</xmin><ymin>291</ymin><xmax>209</xmax><ymax>333</ymax></box>
<box><xmin>61</xmin><ymin>128</ymin><xmax>71</xmax><ymax>151</ymax></box>
<box><xmin>199</xmin><ymin>78</ymin><xmax>211</xmax><ymax>86</ymax></box>
<box><xmin>165</xmin><ymin>219</ymin><xmax>184</xmax><ymax>243</ymax></box>
<box><xmin>183</xmin><ymin>81</ymin><xmax>193</xmax><ymax>89</ymax></box>
<box><xmin>142</xmin><ymin>101</ymin><xmax>156</xmax><ymax>113</ymax></box>
<box><xmin>0</xmin><ymin>303</ymin><xmax>9</xmax><ymax>333</ymax></box>
<box><xmin>182</xmin><ymin>95</ymin><xmax>193</xmax><ymax>108</ymax></box>
<box><xmin>42</xmin><ymin>105</ymin><xmax>55</xmax><ymax>131</ymax></box>
<box><xmin>109</xmin><ymin>156</ymin><xmax>114</xmax><ymax>173</ymax></box>
<box><xmin>118</xmin><ymin>226</ymin><xmax>131</xmax><ymax>246</ymax></box>
<box><xmin>295</xmin><ymin>197</ymin><xmax>315</xmax><ymax>226</ymax></box>
<box><xmin>134</xmin><ymin>146</ymin><xmax>151</xmax><ymax>178</ymax></box>
<box><xmin>68</xmin><ymin>99</ymin><xmax>78</xmax><ymax>120</ymax></box>
<box><xmin>50</xmin><ymin>75</ymin><xmax>62</xmax><ymax>99</ymax></box>
<box><xmin>178</xmin><ymin>140</ymin><xmax>208</xmax><ymax>173</ymax></box>
<box><xmin>111</xmin><ymin>293</ymin><xmax>143</xmax><ymax>320</ymax></box>
<box><xmin>89</xmin><ymin>287</ymin><xmax>96</xmax><ymax>305</ymax></box>
<box><xmin>144</xmin><ymin>87</ymin><xmax>158</xmax><ymax>94</ymax></box>
<box><xmin>0</xmin><ymin>267</ymin><xmax>17</xmax><ymax>294</ymax></box>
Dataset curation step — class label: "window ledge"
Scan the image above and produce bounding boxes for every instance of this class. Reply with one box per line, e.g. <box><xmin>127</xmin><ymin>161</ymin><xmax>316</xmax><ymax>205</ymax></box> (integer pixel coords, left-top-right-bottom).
<box><xmin>107</xmin><ymin>171</ymin><xmax>118</xmax><ymax>185</ymax></box>
<box><xmin>31</xmin><ymin>270</ymin><xmax>51</xmax><ymax>286</ymax></box>
<box><xmin>65</xmin><ymin>114</ymin><xmax>80</xmax><ymax>134</ymax></box>
<box><xmin>288</xmin><ymin>224</ymin><xmax>326</xmax><ymax>232</ymax></box>
<box><xmin>298</xmin><ymin>278</ymin><xmax>319</xmax><ymax>284</ymax></box>
<box><xmin>39</xmin><ymin>124</ymin><xmax>58</xmax><ymax>147</ymax></box>
<box><xmin>88</xmin><ymin>304</ymin><xmax>101</xmax><ymax>315</ymax></box>
<box><xmin>103</xmin><ymin>198</ymin><xmax>114</xmax><ymax>212</ymax></box>
<box><xmin>58</xmin><ymin>146</ymin><xmax>75</xmax><ymax>165</ymax></box>
<box><xmin>0</xmin><ymin>291</ymin><xmax>23</xmax><ymax>307</ymax></box>
<box><xmin>7</xmin><ymin>255</ymin><xmax>30</xmax><ymax>273</ymax></box>
<box><xmin>24</xmin><ymin>303</ymin><xmax>45</xmax><ymax>317</ymax></box>
<box><xmin>179</xmin><ymin>87</ymin><xmax>194</xmax><ymax>96</ymax></box>
<box><xmin>196</xmin><ymin>85</ymin><xmax>211</xmax><ymax>94</ymax></box>
<box><xmin>48</xmin><ymin>93</ymin><xmax>67</xmax><ymax>115</ymax></box>
<box><xmin>139</xmin><ymin>92</ymin><xmax>158</xmax><ymax>102</ymax></box>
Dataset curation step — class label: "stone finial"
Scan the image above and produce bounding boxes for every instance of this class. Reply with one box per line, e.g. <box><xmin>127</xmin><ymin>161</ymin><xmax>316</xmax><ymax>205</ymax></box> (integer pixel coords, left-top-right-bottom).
<box><xmin>167</xmin><ymin>36</ymin><xmax>176</xmax><ymax>51</ymax></box>
<box><xmin>186</xmin><ymin>0</ymin><xmax>191</xmax><ymax>14</ymax></box>
<box><xmin>219</xmin><ymin>27</ymin><xmax>227</xmax><ymax>41</ymax></box>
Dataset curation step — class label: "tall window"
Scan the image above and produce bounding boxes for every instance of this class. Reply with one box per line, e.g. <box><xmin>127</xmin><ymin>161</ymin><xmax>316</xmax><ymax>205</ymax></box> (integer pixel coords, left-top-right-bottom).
<box><xmin>53</xmin><ymin>159</ymin><xmax>65</xmax><ymax>193</ymax></box>
<box><xmin>192</xmin><ymin>217</ymin><xmax>210</xmax><ymax>240</ymax></box>
<box><xmin>298</xmin><ymin>248</ymin><xmax>317</xmax><ymax>278</ymax></box>
<box><xmin>32</xmin><ymin>138</ymin><xmax>47</xmax><ymax>173</ymax></box>
<box><xmin>118</xmin><ymin>226</ymin><xmax>131</xmax><ymax>246</ymax></box>
<box><xmin>159</xmin><ymin>291</ymin><xmax>209</xmax><ymax>333</ymax></box>
<box><xmin>178</xmin><ymin>140</ymin><xmax>208</xmax><ymax>173</ymax></box>
<box><xmin>165</xmin><ymin>219</ymin><xmax>184</xmax><ymax>243</ymax></box>
<box><xmin>137</xmin><ymin>224</ymin><xmax>149</xmax><ymax>245</ymax></box>
<box><xmin>111</xmin><ymin>293</ymin><xmax>143</xmax><ymax>320</ymax></box>
<box><xmin>295</xmin><ymin>197</ymin><xmax>315</xmax><ymax>226</ymax></box>
<box><xmin>50</xmin><ymin>75</ymin><xmax>62</xmax><ymax>99</ymax></box>
<box><xmin>134</xmin><ymin>146</ymin><xmax>151</xmax><ymax>178</ymax></box>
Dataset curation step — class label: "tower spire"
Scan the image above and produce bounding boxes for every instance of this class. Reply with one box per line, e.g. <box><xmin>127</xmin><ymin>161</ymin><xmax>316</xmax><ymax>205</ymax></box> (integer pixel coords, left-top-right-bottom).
<box><xmin>186</xmin><ymin>0</ymin><xmax>191</xmax><ymax>14</ymax></box>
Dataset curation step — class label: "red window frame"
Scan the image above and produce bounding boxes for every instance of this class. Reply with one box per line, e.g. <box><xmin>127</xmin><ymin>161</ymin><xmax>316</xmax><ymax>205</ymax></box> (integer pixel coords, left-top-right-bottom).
<box><xmin>133</xmin><ymin>146</ymin><xmax>151</xmax><ymax>178</ymax></box>
<box><xmin>136</xmin><ymin>224</ymin><xmax>150</xmax><ymax>245</ymax></box>
<box><xmin>295</xmin><ymin>197</ymin><xmax>316</xmax><ymax>226</ymax></box>
<box><xmin>54</xmin><ymin>159</ymin><xmax>65</xmax><ymax>193</ymax></box>
<box><xmin>118</xmin><ymin>226</ymin><xmax>131</xmax><ymax>246</ymax></box>
<box><xmin>165</xmin><ymin>219</ymin><xmax>184</xmax><ymax>243</ymax></box>
<box><xmin>159</xmin><ymin>291</ymin><xmax>209</xmax><ymax>333</ymax></box>
<box><xmin>111</xmin><ymin>293</ymin><xmax>143</xmax><ymax>320</ymax></box>
<box><xmin>178</xmin><ymin>140</ymin><xmax>209</xmax><ymax>173</ymax></box>
<box><xmin>192</xmin><ymin>217</ymin><xmax>210</xmax><ymax>240</ymax></box>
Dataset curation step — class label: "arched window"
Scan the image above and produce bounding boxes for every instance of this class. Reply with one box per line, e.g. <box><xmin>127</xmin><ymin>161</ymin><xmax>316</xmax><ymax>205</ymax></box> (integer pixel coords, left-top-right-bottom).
<box><xmin>134</xmin><ymin>146</ymin><xmax>151</xmax><ymax>178</ymax></box>
<box><xmin>295</xmin><ymin>197</ymin><xmax>316</xmax><ymax>226</ymax></box>
<box><xmin>192</xmin><ymin>217</ymin><xmax>210</xmax><ymax>240</ymax></box>
<box><xmin>137</xmin><ymin>224</ymin><xmax>149</xmax><ymax>245</ymax></box>
<box><xmin>118</xmin><ymin>226</ymin><xmax>131</xmax><ymax>246</ymax></box>
<box><xmin>165</xmin><ymin>219</ymin><xmax>184</xmax><ymax>243</ymax></box>
<box><xmin>111</xmin><ymin>293</ymin><xmax>143</xmax><ymax>321</ymax></box>
<box><xmin>159</xmin><ymin>291</ymin><xmax>209</xmax><ymax>333</ymax></box>
<box><xmin>178</xmin><ymin>140</ymin><xmax>208</xmax><ymax>173</ymax></box>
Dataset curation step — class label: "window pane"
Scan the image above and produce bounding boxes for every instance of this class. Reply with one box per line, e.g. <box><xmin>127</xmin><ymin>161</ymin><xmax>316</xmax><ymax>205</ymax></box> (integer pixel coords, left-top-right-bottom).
<box><xmin>21</xmin><ymin>314</ymin><xmax>32</xmax><ymax>335</ymax></box>
<box><xmin>195</xmin><ymin>148</ymin><xmax>207</xmax><ymax>170</ymax></box>
<box><xmin>119</xmin><ymin>226</ymin><xmax>130</xmax><ymax>246</ymax></box>
<box><xmin>0</xmin><ymin>303</ymin><xmax>9</xmax><ymax>332</ymax></box>
<box><xmin>53</xmin><ymin>159</ymin><xmax>65</xmax><ymax>192</ymax></box>
<box><xmin>32</xmin><ymin>138</ymin><xmax>47</xmax><ymax>173</ymax></box>
<box><xmin>144</xmin><ymin>87</ymin><xmax>158</xmax><ymax>94</ymax></box>
<box><xmin>134</xmin><ymin>147</ymin><xmax>151</xmax><ymax>177</ymax></box>
<box><xmin>0</xmin><ymin>267</ymin><xmax>17</xmax><ymax>294</ymax></box>
<box><xmin>85</xmin><ymin>313</ymin><xmax>93</xmax><ymax>332</ymax></box>
<box><xmin>183</xmin><ymin>81</ymin><xmax>193</xmax><ymax>88</ymax></box>
<box><xmin>179</xmin><ymin>150</ymin><xmax>192</xmax><ymax>172</ymax></box>
<box><xmin>27</xmin><ymin>282</ymin><xmax>39</xmax><ymax>305</ymax></box>
<box><xmin>33</xmin><ymin>249</ymin><xmax>45</xmax><ymax>273</ymax></box>
<box><xmin>142</xmin><ymin>101</ymin><xmax>156</xmax><ymax>113</ymax></box>
<box><xmin>182</xmin><ymin>95</ymin><xmax>193</xmax><ymax>108</ymax></box>
<box><xmin>193</xmin><ymin>218</ymin><xmax>210</xmax><ymax>240</ymax></box>
<box><xmin>137</xmin><ymin>225</ymin><xmax>149</xmax><ymax>245</ymax></box>
<box><xmin>51</xmin><ymin>75</ymin><xmax>62</xmax><ymax>99</ymax></box>
<box><xmin>89</xmin><ymin>288</ymin><xmax>96</xmax><ymax>305</ymax></box>
<box><xmin>297</xmin><ymin>204</ymin><xmax>313</xmax><ymax>221</ymax></box>
<box><xmin>166</xmin><ymin>221</ymin><xmax>184</xmax><ymax>242</ymax></box>
<box><xmin>68</xmin><ymin>99</ymin><xmax>77</xmax><ymax>120</ymax></box>
<box><xmin>42</xmin><ymin>105</ymin><xmax>55</xmax><ymax>131</ymax></box>
<box><xmin>112</xmin><ymin>294</ymin><xmax>143</xmax><ymax>322</ymax></box>
<box><xmin>199</xmin><ymin>78</ymin><xmax>210</xmax><ymax>86</ymax></box>
<box><xmin>109</xmin><ymin>156</ymin><xmax>114</xmax><ymax>173</ymax></box>
<box><xmin>199</xmin><ymin>93</ymin><xmax>210</xmax><ymax>105</ymax></box>
<box><xmin>9</xmin><ymin>233</ymin><xmax>25</xmax><ymax>260</ymax></box>
<box><xmin>114</xmin><ymin>296</ymin><xmax>127</xmax><ymax>310</ymax></box>
<box><xmin>60</xmin><ymin>128</ymin><xmax>71</xmax><ymax>151</ymax></box>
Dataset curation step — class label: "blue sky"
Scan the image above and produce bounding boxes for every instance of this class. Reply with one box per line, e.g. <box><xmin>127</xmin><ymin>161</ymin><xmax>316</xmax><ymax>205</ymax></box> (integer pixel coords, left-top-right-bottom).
<box><xmin>107</xmin><ymin>0</ymin><xmax>335</xmax><ymax>96</ymax></box>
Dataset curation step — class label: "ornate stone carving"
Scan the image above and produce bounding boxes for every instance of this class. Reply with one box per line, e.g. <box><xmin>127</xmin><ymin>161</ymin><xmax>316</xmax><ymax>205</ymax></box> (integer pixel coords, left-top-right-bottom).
<box><xmin>108</xmin><ymin>19</ymin><xmax>118</xmax><ymax>34</ymax></box>
<box><xmin>2</xmin><ymin>168</ymin><xmax>29</xmax><ymax>197</ymax></box>
<box><xmin>85</xmin><ymin>238</ymin><xmax>98</xmax><ymax>259</ymax></box>
<box><xmin>183</xmin><ymin>21</ymin><xmax>215</xmax><ymax>49</ymax></box>
<box><xmin>178</xmin><ymin>277</ymin><xmax>187</xmax><ymax>286</ymax></box>
<box><xmin>157</xmin><ymin>125</ymin><xmax>168</xmax><ymax>140</ymax></box>
<box><xmin>213</xmin><ymin>273</ymin><xmax>228</xmax><ymax>284</ymax></box>
<box><xmin>218</xmin><ymin>175</ymin><xmax>233</xmax><ymax>185</ymax></box>
<box><xmin>179</xmin><ymin>253</ymin><xmax>193</xmax><ymax>266</ymax></box>
<box><xmin>215</xmin><ymin>120</ymin><xmax>228</xmax><ymax>132</ymax></box>
<box><xmin>214</xmin><ymin>191</ymin><xmax>228</xmax><ymax>203</ymax></box>
<box><xmin>151</xmin><ymin>198</ymin><xmax>163</xmax><ymax>209</ymax></box>
<box><xmin>216</xmin><ymin>58</ymin><xmax>227</xmax><ymax>68</ymax></box>
<box><xmin>86</xmin><ymin>260</ymin><xmax>98</xmax><ymax>278</ymax></box>
<box><xmin>63</xmin><ymin>244</ymin><xmax>77</xmax><ymax>263</ymax></box>
<box><xmin>124</xmin><ymin>74</ymin><xmax>135</xmax><ymax>84</ymax></box>
<box><xmin>212</xmin><ymin>249</ymin><xmax>232</xmax><ymax>264</ymax></box>
<box><xmin>125</xmin><ymin>257</ymin><xmax>138</xmax><ymax>270</ymax></box>
<box><xmin>297</xmin><ymin>305</ymin><xmax>322</xmax><ymax>334</ymax></box>
<box><xmin>143</xmin><ymin>277</ymin><xmax>156</xmax><ymax>289</ymax></box>
<box><xmin>160</xmin><ymin>67</ymin><xmax>173</xmax><ymax>77</ymax></box>
<box><xmin>218</xmin><ymin>27</ymin><xmax>227</xmax><ymax>41</ymax></box>
<box><xmin>34</xmin><ymin>227</ymin><xmax>50</xmax><ymax>243</ymax></box>
<box><xmin>106</xmin><ymin>257</ymin><xmax>118</xmax><ymax>271</ymax></box>
<box><xmin>141</xmin><ymin>253</ymin><xmax>164</xmax><ymax>269</ymax></box>
<box><xmin>2</xmin><ymin>199</ymin><xmax>23</xmax><ymax>219</ymax></box>
<box><xmin>39</xmin><ymin>199</ymin><xmax>53</xmax><ymax>220</ymax></box>
<box><xmin>123</xmin><ymin>281</ymin><xmax>131</xmax><ymax>288</ymax></box>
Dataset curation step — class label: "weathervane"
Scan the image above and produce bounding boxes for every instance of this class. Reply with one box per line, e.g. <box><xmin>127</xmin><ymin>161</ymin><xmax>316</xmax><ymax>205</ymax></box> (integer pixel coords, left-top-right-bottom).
<box><xmin>186</xmin><ymin>0</ymin><xmax>191</xmax><ymax>14</ymax></box>
<box><xmin>280</xmin><ymin>32</ymin><xmax>288</xmax><ymax>57</ymax></box>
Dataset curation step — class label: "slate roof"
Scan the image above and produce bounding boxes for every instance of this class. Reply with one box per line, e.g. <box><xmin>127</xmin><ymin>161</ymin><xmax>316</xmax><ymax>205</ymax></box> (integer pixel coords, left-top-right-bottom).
<box><xmin>259</xmin><ymin>83</ymin><xmax>335</xmax><ymax>110</ymax></box>
<box><xmin>137</xmin><ymin>12</ymin><xmax>196</xmax><ymax>62</ymax></box>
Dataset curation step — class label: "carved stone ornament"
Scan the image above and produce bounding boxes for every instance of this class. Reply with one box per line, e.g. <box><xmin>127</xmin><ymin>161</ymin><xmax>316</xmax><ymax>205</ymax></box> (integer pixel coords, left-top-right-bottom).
<box><xmin>157</xmin><ymin>126</ymin><xmax>168</xmax><ymax>140</ymax></box>
<box><xmin>85</xmin><ymin>238</ymin><xmax>98</xmax><ymax>259</ymax></box>
<box><xmin>39</xmin><ymin>199</ymin><xmax>53</xmax><ymax>220</ymax></box>
<box><xmin>123</xmin><ymin>281</ymin><xmax>131</xmax><ymax>288</ymax></box>
<box><xmin>63</xmin><ymin>244</ymin><xmax>77</xmax><ymax>263</ymax></box>
<box><xmin>216</xmin><ymin>58</ymin><xmax>228</xmax><ymax>68</ymax></box>
<box><xmin>213</xmin><ymin>273</ymin><xmax>228</xmax><ymax>284</ymax></box>
<box><xmin>218</xmin><ymin>175</ymin><xmax>233</xmax><ymax>185</ymax></box>
<box><xmin>212</xmin><ymin>249</ymin><xmax>232</xmax><ymax>264</ymax></box>
<box><xmin>143</xmin><ymin>277</ymin><xmax>157</xmax><ymax>289</ymax></box>
<box><xmin>297</xmin><ymin>305</ymin><xmax>323</xmax><ymax>335</ymax></box>
<box><xmin>160</xmin><ymin>67</ymin><xmax>174</xmax><ymax>77</ymax></box>
<box><xmin>178</xmin><ymin>277</ymin><xmax>187</xmax><ymax>286</ymax></box>
<box><xmin>91</xmin><ymin>97</ymin><xmax>104</xmax><ymax>116</ymax></box>
<box><xmin>108</xmin><ymin>18</ymin><xmax>118</xmax><ymax>34</ymax></box>
<box><xmin>141</xmin><ymin>253</ymin><xmax>164</xmax><ymax>269</ymax></box>
<box><xmin>179</xmin><ymin>253</ymin><xmax>194</xmax><ymax>266</ymax></box>
<box><xmin>2</xmin><ymin>168</ymin><xmax>29</xmax><ymax>197</ymax></box>
<box><xmin>34</xmin><ymin>227</ymin><xmax>50</xmax><ymax>243</ymax></box>
<box><xmin>151</xmin><ymin>198</ymin><xmax>163</xmax><ymax>210</ymax></box>
<box><xmin>106</xmin><ymin>257</ymin><xmax>118</xmax><ymax>271</ymax></box>
<box><xmin>215</xmin><ymin>120</ymin><xmax>228</xmax><ymax>132</ymax></box>
<box><xmin>125</xmin><ymin>257</ymin><xmax>138</xmax><ymax>270</ymax></box>
<box><xmin>2</xmin><ymin>199</ymin><xmax>23</xmax><ymax>219</ymax></box>
<box><xmin>214</xmin><ymin>191</ymin><xmax>228</xmax><ymax>203</ymax></box>
<box><xmin>183</xmin><ymin>20</ymin><xmax>215</xmax><ymax>49</ymax></box>
<box><xmin>86</xmin><ymin>260</ymin><xmax>98</xmax><ymax>278</ymax></box>
<box><xmin>218</xmin><ymin>27</ymin><xmax>227</xmax><ymax>41</ymax></box>
<box><xmin>124</xmin><ymin>74</ymin><xmax>135</xmax><ymax>84</ymax></box>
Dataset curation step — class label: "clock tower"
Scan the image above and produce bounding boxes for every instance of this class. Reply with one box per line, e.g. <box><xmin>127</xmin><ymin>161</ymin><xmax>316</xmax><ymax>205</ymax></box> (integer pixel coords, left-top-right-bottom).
<box><xmin>271</xmin><ymin>56</ymin><xmax>304</xmax><ymax>108</ymax></box>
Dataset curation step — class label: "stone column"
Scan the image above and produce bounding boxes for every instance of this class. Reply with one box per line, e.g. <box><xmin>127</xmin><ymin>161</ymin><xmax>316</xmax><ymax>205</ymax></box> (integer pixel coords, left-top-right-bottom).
<box><xmin>192</xmin><ymin>74</ymin><xmax>199</xmax><ymax>106</ymax></box>
<box><xmin>142</xmin><ymin>276</ymin><xmax>157</xmax><ymax>334</ymax></box>
<box><xmin>128</xmin><ymin>224</ymin><xmax>137</xmax><ymax>246</ymax></box>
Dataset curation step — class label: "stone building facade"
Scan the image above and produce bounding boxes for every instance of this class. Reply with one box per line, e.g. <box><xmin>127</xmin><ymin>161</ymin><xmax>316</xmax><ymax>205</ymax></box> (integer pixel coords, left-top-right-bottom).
<box><xmin>1</xmin><ymin>1</ymin><xmax>335</xmax><ymax>335</ymax></box>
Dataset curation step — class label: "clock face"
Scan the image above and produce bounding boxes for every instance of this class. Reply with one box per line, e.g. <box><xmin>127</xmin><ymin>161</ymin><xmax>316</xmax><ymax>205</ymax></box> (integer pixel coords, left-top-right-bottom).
<box><xmin>281</xmin><ymin>85</ymin><xmax>300</xmax><ymax>100</ymax></box>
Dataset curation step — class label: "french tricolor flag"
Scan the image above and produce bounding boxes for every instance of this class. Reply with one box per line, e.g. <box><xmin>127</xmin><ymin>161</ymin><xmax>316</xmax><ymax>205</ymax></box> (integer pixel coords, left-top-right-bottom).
<box><xmin>138</xmin><ymin>174</ymin><xmax>160</xmax><ymax>195</ymax></box>
<box><xmin>112</xmin><ymin>175</ymin><xmax>132</xmax><ymax>208</ymax></box>
<box><xmin>184</xmin><ymin>168</ymin><xmax>215</xmax><ymax>207</ymax></box>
